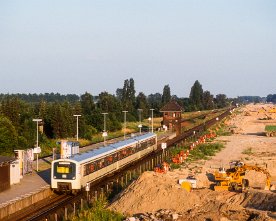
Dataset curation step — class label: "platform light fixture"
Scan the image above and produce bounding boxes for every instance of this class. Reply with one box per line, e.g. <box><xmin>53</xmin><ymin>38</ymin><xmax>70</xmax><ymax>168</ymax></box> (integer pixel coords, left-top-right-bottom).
<box><xmin>138</xmin><ymin>109</ymin><xmax>143</xmax><ymax>134</ymax></box>
<box><xmin>150</xmin><ymin>109</ymin><xmax>154</xmax><ymax>133</ymax></box>
<box><xmin>73</xmin><ymin>115</ymin><xmax>81</xmax><ymax>141</ymax></box>
<box><xmin>102</xmin><ymin>113</ymin><xmax>108</xmax><ymax>146</ymax></box>
<box><xmin>122</xmin><ymin>111</ymin><xmax>128</xmax><ymax>140</ymax></box>
<box><xmin>33</xmin><ymin>119</ymin><xmax>42</xmax><ymax>172</ymax></box>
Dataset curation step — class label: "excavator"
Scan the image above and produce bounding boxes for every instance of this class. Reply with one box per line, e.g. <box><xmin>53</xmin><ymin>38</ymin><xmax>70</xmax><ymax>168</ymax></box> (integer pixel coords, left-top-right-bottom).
<box><xmin>213</xmin><ymin>161</ymin><xmax>271</xmax><ymax>191</ymax></box>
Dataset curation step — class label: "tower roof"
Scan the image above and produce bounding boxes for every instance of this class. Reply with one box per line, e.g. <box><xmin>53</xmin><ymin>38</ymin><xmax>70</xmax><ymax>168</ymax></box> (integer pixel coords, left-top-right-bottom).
<box><xmin>160</xmin><ymin>100</ymin><xmax>184</xmax><ymax>112</ymax></box>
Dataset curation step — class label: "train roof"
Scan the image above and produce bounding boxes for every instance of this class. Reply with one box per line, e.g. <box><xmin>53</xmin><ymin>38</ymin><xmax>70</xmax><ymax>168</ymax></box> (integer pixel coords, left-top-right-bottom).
<box><xmin>68</xmin><ymin>133</ymin><xmax>156</xmax><ymax>164</ymax></box>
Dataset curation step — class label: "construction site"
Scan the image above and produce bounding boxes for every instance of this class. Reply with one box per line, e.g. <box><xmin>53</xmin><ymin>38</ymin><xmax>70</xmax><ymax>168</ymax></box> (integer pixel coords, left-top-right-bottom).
<box><xmin>109</xmin><ymin>104</ymin><xmax>276</xmax><ymax>221</ymax></box>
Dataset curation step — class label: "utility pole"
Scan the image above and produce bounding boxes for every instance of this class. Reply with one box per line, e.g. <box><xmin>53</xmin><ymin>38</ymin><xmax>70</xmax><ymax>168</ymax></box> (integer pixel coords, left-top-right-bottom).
<box><xmin>138</xmin><ymin>109</ymin><xmax>143</xmax><ymax>134</ymax></box>
<box><xmin>150</xmin><ymin>109</ymin><xmax>154</xmax><ymax>133</ymax></box>
<box><xmin>33</xmin><ymin>119</ymin><xmax>42</xmax><ymax>172</ymax></box>
<box><xmin>122</xmin><ymin>111</ymin><xmax>128</xmax><ymax>140</ymax></box>
<box><xmin>73</xmin><ymin>115</ymin><xmax>81</xmax><ymax>141</ymax></box>
<box><xmin>102</xmin><ymin>113</ymin><xmax>108</xmax><ymax>146</ymax></box>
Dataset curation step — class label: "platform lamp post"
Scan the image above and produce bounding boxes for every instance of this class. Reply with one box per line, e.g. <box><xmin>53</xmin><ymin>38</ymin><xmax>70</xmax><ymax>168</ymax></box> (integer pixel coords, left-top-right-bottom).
<box><xmin>122</xmin><ymin>111</ymin><xmax>128</xmax><ymax>140</ymax></box>
<box><xmin>102</xmin><ymin>113</ymin><xmax>108</xmax><ymax>146</ymax></box>
<box><xmin>73</xmin><ymin>115</ymin><xmax>81</xmax><ymax>141</ymax></box>
<box><xmin>138</xmin><ymin>109</ymin><xmax>143</xmax><ymax>134</ymax></box>
<box><xmin>150</xmin><ymin>109</ymin><xmax>154</xmax><ymax>133</ymax></box>
<box><xmin>33</xmin><ymin>119</ymin><xmax>42</xmax><ymax>172</ymax></box>
<box><xmin>148</xmin><ymin>117</ymin><xmax>151</xmax><ymax>133</ymax></box>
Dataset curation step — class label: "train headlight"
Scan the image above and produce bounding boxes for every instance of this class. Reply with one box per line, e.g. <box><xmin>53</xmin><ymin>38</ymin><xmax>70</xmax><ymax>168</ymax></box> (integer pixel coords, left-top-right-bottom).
<box><xmin>73</xmin><ymin>176</ymin><xmax>76</xmax><ymax>180</ymax></box>
<box><xmin>54</xmin><ymin>176</ymin><xmax>56</xmax><ymax>179</ymax></box>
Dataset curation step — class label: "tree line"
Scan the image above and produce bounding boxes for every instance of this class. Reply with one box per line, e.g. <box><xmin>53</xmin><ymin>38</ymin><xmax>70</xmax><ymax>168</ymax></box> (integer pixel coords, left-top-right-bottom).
<box><xmin>0</xmin><ymin>79</ymin><xmax>231</xmax><ymax>155</ymax></box>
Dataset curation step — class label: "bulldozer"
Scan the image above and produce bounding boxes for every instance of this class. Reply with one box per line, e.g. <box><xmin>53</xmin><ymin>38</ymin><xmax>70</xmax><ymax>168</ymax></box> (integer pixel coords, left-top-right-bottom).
<box><xmin>213</xmin><ymin>161</ymin><xmax>271</xmax><ymax>191</ymax></box>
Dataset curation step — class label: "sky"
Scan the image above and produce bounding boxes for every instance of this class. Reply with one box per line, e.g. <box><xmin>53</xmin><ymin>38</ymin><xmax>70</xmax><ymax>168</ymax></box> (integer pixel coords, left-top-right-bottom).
<box><xmin>0</xmin><ymin>0</ymin><xmax>275</xmax><ymax>98</ymax></box>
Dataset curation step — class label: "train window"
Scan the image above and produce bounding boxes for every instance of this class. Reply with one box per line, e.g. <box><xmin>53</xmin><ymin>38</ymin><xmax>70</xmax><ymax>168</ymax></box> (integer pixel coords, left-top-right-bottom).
<box><xmin>57</xmin><ymin>166</ymin><xmax>71</xmax><ymax>174</ymax></box>
<box><xmin>112</xmin><ymin>153</ymin><xmax>118</xmax><ymax>162</ymax></box>
<box><xmin>98</xmin><ymin>159</ymin><xmax>105</xmax><ymax>169</ymax></box>
<box><xmin>89</xmin><ymin>163</ymin><xmax>95</xmax><ymax>173</ymax></box>
<box><xmin>53</xmin><ymin>162</ymin><xmax>76</xmax><ymax>179</ymax></box>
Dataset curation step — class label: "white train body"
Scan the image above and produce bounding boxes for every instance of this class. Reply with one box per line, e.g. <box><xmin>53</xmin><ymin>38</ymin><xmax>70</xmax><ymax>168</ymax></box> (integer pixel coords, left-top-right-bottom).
<box><xmin>51</xmin><ymin>133</ymin><xmax>157</xmax><ymax>192</ymax></box>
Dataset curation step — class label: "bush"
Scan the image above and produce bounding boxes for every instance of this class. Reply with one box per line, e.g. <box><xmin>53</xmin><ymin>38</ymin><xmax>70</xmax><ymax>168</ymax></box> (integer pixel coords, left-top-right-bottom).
<box><xmin>265</xmin><ymin>125</ymin><xmax>276</xmax><ymax>132</ymax></box>
<box><xmin>71</xmin><ymin>196</ymin><xmax>124</xmax><ymax>221</ymax></box>
<box><xmin>242</xmin><ymin>148</ymin><xmax>253</xmax><ymax>155</ymax></box>
<box><xmin>186</xmin><ymin>143</ymin><xmax>224</xmax><ymax>162</ymax></box>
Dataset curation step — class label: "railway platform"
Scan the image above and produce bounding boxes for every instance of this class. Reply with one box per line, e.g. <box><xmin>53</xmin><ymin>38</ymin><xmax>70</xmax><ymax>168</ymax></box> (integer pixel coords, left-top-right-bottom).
<box><xmin>0</xmin><ymin>170</ymin><xmax>50</xmax><ymax>205</ymax></box>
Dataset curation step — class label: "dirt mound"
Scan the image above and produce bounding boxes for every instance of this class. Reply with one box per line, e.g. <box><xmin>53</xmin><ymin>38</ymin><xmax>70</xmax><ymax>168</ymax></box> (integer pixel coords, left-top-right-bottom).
<box><xmin>109</xmin><ymin>171</ymin><xmax>201</xmax><ymax>214</ymax></box>
<box><xmin>228</xmin><ymin>190</ymin><xmax>276</xmax><ymax>211</ymax></box>
<box><xmin>110</xmin><ymin>171</ymin><xmax>275</xmax><ymax>220</ymax></box>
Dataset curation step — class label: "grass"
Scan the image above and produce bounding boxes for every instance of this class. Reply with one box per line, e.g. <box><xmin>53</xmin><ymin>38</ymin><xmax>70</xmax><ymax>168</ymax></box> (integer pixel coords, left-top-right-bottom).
<box><xmin>186</xmin><ymin>143</ymin><xmax>224</xmax><ymax>162</ymax></box>
<box><xmin>265</xmin><ymin>125</ymin><xmax>276</xmax><ymax>132</ymax></box>
<box><xmin>242</xmin><ymin>147</ymin><xmax>253</xmax><ymax>155</ymax></box>
<box><xmin>71</xmin><ymin>196</ymin><xmax>124</xmax><ymax>221</ymax></box>
<box><xmin>168</xmin><ymin>142</ymin><xmax>225</xmax><ymax>167</ymax></box>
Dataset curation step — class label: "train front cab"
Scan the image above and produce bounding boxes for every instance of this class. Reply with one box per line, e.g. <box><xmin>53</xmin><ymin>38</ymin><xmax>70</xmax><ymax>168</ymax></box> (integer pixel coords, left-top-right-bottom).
<box><xmin>51</xmin><ymin>159</ymin><xmax>81</xmax><ymax>194</ymax></box>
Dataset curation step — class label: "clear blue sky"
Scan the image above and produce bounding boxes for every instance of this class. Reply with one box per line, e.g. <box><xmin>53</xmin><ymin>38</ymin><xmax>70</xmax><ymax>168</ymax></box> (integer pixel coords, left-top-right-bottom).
<box><xmin>1</xmin><ymin>0</ymin><xmax>275</xmax><ymax>97</ymax></box>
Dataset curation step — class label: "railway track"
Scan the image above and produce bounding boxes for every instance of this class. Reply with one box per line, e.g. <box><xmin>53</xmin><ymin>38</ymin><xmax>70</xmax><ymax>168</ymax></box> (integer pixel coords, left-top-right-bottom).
<box><xmin>6</xmin><ymin>108</ymin><xmax>233</xmax><ymax>221</ymax></box>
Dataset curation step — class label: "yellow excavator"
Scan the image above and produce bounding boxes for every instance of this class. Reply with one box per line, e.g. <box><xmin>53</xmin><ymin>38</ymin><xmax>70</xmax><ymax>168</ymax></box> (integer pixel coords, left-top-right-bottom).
<box><xmin>213</xmin><ymin>161</ymin><xmax>271</xmax><ymax>191</ymax></box>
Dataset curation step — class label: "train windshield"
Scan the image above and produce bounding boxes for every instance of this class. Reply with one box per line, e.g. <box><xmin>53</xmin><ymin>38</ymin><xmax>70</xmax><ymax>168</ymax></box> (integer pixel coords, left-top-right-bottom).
<box><xmin>53</xmin><ymin>161</ymin><xmax>76</xmax><ymax>179</ymax></box>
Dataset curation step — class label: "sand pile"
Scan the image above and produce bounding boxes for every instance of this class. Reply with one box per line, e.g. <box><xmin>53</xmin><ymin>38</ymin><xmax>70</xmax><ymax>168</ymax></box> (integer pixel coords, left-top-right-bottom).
<box><xmin>229</xmin><ymin>190</ymin><xmax>276</xmax><ymax>211</ymax></box>
<box><xmin>110</xmin><ymin>171</ymin><xmax>276</xmax><ymax>220</ymax></box>
<box><xmin>109</xmin><ymin>171</ymin><xmax>201</xmax><ymax>214</ymax></box>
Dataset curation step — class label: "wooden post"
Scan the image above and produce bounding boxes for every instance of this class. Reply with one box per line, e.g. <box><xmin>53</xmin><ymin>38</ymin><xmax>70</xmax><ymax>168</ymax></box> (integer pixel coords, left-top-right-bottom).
<box><xmin>95</xmin><ymin>191</ymin><xmax>98</xmax><ymax>201</ymax></box>
<box><xmin>101</xmin><ymin>188</ymin><xmax>104</xmax><ymax>197</ymax></box>
<box><xmin>125</xmin><ymin>173</ymin><xmax>128</xmax><ymax>186</ymax></box>
<box><xmin>55</xmin><ymin>213</ymin><xmax>58</xmax><ymax>221</ymax></box>
<box><xmin>81</xmin><ymin>198</ymin><xmax>83</xmax><ymax>210</ymax></box>
<box><xmin>73</xmin><ymin>203</ymin><xmax>76</xmax><ymax>216</ymax></box>
<box><xmin>65</xmin><ymin>207</ymin><xmax>68</xmax><ymax>220</ymax></box>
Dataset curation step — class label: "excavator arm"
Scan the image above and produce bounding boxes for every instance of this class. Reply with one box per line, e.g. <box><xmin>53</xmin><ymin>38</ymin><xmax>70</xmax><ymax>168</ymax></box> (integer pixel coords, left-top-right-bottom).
<box><xmin>236</xmin><ymin>165</ymin><xmax>271</xmax><ymax>190</ymax></box>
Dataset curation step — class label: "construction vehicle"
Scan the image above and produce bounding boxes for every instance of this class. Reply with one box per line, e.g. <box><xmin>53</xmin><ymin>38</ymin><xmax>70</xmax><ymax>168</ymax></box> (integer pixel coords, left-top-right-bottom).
<box><xmin>213</xmin><ymin>161</ymin><xmax>271</xmax><ymax>191</ymax></box>
<box><xmin>179</xmin><ymin>175</ymin><xmax>197</xmax><ymax>192</ymax></box>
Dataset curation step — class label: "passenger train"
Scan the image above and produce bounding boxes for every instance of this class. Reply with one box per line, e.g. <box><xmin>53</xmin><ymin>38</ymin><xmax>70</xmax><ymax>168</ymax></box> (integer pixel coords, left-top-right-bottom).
<box><xmin>51</xmin><ymin>133</ymin><xmax>157</xmax><ymax>193</ymax></box>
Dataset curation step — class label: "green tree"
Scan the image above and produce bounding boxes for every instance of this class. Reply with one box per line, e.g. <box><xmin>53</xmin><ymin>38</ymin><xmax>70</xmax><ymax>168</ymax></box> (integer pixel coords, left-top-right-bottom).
<box><xmin>97</xmin><ymin>92</ymin><xmax>122</xmax><ymax>131</ymax></box>
<box><xmin>0</xmin><ymin>116</ymin><xmax>18</xmax><ymax>155</ymax></box>
<box><xmin>1</xmin><ymin>96</ymin><xmax>21</xmax><ymax>129</ymax></box>
<box><xmin>189</xmin><ymin>80</ymin><xmax>204</xmax><ymax>110</ymax></box>
<box><xmin>80</xmin><ymin>92</ymin><xmax>95</xmax><ymax>116</ymax></box>
<box><xmin>162</xmin><ymin>84</ymin><xmax>171</xmax><ymax>105</ymax></box>
<box><xmin>202</xmin><ymin>91</ymin><xmax>214</xmax><ymax>110</ymax></box>
<box><xmin>118</xmin><ymin>78</ymin><xmax>136</xmax><ymax>120</ymax></box>
<box><xmin>135</xmin><ymin>92</ymin><xmax>149</xmax><ymax>120</ymax></box>
<box><xmin>215</xmin><ymin>94</ymin><xmax>228</xmax><ymax>108</ymax></box>
<box><xmin>147</xmin><ymin>93</ymin><xmax>163</xmax><ymax>116</ymax></box>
